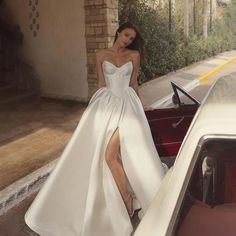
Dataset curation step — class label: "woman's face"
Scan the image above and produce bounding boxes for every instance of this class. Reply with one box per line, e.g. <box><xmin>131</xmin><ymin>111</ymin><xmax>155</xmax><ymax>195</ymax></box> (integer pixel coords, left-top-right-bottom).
<box><xmin>117</xmin><ymin>28</ymin><xmax>136</xmax><ymax>48</ymax></box>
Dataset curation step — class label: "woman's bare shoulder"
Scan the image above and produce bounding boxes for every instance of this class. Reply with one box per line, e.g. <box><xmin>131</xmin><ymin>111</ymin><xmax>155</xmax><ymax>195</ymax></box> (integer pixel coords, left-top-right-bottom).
<box><xmin>131</xmin><ymin>49</ymin><xmax>140</xmax><ymax>57</ymax></box>
<box><xmin>125</xmin><ymin>49</ymin><xmax>140</xmax><ymax>59</ymax></box>
<box><xmin>128</xmin><ymin>50</ymin><xmax>140</xmax><ymax>63</ymax></box>
<box><xmin>95</xmin><ymin>49</ymin><xmax>112</xmax><ymax>59</ymax></box>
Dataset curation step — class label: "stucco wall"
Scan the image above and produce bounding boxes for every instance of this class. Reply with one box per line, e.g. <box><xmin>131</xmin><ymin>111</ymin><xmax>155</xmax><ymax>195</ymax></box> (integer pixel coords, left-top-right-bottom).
<box><xmin>1</xmin><ymin>0</ymin><xmax>88</xmax><ymax>101</ymax></box>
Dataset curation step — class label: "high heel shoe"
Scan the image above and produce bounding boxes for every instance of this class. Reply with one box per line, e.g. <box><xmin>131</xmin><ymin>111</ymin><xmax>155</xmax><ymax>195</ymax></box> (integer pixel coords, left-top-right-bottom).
<box><xmin>124</xmin><ymin>194</ymin><xmax>134</xmax><ymax>217</ymax></box>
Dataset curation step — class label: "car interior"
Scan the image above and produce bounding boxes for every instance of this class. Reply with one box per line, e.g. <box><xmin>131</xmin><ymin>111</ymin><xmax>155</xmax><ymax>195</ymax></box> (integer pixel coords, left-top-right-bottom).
<box><xmin>175</xmin><ymin>139</ymin><xmax>236</xmax><ymax>236</ymax></box>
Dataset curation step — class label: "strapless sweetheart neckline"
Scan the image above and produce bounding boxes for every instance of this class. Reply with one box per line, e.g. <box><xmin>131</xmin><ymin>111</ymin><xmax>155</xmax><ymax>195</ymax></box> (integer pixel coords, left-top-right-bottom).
<box><xmin>102</xmin><ymin>60</ymin><xmax>132</xmax><ymax>69</ymax></box>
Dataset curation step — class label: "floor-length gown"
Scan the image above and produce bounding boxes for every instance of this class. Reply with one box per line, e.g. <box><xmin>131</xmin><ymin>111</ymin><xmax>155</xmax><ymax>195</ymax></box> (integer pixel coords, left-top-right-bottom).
<box><xmin>25</xmin><ymin>60</ymin><xmax>166</xmax><ymax>236</ymax></box>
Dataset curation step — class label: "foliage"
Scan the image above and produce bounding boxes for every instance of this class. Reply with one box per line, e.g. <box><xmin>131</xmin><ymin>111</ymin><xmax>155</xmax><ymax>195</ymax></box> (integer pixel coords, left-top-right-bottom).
<box><xmin>213</xmin><ymin>0</ymin><xmax>236</xmax><ymax>48</ymax></box>
<box><xmin>119</xmin><ymin>0</ymin><xmax>236</xmax><ymax>84</ymax></box>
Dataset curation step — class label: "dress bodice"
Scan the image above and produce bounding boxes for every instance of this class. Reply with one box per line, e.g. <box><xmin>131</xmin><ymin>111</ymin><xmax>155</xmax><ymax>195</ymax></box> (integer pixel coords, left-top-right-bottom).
<box><xmin>102</xmin><ymin>60</ymin><xmax>133</xmax><ymax>97</ymax></box>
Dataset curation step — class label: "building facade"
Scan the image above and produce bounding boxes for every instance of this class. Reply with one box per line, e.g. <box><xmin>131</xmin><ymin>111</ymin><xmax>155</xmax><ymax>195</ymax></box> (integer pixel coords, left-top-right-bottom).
<box><xmin>0</xmin><ymin>0</ymin><xmax>118</xmax><ymax>101</ymax></box>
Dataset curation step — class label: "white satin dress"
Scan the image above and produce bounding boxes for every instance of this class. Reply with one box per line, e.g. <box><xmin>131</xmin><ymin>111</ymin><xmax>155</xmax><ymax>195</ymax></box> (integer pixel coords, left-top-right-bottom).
<box><xmin>25</xmin><ymin>60</ymin><xmax>166</xmax><ymax>236</ymax></box>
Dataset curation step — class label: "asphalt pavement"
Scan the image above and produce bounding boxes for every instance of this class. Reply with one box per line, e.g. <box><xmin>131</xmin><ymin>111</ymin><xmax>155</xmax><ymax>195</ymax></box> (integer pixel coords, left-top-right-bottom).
<box><xmin>140</xmin><ymin>50</ymin><xmax>236</xmax><ymax>108</ymax></box>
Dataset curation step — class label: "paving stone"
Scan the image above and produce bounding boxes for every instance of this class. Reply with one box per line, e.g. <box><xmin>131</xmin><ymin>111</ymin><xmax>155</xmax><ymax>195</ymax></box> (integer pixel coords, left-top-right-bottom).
<box><xmin>0</xmin><ymin>97</ymin><xmax>86</xmax><ymax>191</ymax></box>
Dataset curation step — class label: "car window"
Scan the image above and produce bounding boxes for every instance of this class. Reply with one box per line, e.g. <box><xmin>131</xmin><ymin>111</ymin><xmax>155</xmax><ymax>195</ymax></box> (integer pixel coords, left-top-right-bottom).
<box><xmin>171</xmin><ymin>82</ymin><xmax>200</xmax><ymax>108</ymax></box>
<box><xmin>173</xmin><ymin>137</ymin><xmax>236</xmax><ymax>236</ymax></box>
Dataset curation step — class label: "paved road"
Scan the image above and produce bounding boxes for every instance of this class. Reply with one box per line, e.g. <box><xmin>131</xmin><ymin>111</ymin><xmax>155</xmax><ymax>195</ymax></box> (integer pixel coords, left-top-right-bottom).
<box><xmin>177</xmin><ymin>60</ymin><xmax>236</xmax><ymax>106</ymax></box>
<box><xmin>140</xmin><ymin>50</ymin><xmax>236</xmax><ymax>108</ymax></box>
<box><xmin>0</xmin><ymin>194</ymin><xmax>38</xmax><ymax>236</ymax></box>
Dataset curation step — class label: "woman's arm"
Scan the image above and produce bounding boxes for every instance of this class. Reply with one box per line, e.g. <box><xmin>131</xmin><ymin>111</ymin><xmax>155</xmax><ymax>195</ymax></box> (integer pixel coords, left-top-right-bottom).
<box><xmin>129</xmin><ymin>51</ymin><xmax>151</xmax><ymax>110</ymax></box>
<box><xmin>129</xmin><ymin>51</ymin><xmax>140</xmax><ymax>97</ymax></box>
<box><xmin>95</xmin><ymin>50</ymin><xmax>106</xmax><ymax>88</ymax></box>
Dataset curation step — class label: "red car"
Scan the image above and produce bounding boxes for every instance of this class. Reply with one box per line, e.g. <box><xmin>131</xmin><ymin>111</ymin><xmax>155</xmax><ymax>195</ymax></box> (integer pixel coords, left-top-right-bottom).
<box><xmin>145</xmin><ymin>82</ymin><xmax>199</xmax><ymax>158</ymax></box>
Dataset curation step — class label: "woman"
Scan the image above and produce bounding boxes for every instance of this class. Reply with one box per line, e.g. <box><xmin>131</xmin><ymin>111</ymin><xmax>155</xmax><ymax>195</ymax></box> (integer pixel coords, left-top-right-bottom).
<box><xmin>25</xmin><ymin>22</ymin><xmax>167</xmax><ymax>236</ymax></box>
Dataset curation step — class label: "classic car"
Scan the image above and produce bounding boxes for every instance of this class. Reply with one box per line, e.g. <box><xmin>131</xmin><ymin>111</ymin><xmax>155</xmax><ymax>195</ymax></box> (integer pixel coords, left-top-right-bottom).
<box><xmin>137</xmin><ymin>73</ymin><xmax>236</xmax><ymax>236</ymax></box>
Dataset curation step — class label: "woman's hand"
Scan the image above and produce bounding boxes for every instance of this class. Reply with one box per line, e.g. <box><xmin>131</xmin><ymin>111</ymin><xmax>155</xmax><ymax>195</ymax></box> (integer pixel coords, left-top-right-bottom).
<box><xmin>141</xmin><ymin>100</ymin><xmax>154</xmax><ymax>111</ymax></box>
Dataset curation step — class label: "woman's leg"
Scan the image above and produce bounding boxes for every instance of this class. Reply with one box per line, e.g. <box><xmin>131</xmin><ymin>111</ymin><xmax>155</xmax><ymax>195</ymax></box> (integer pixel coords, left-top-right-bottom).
<box><xmin>105</xmin><ymin>129</ymin><xmax>133</xmax><ymax>215</ymax></box>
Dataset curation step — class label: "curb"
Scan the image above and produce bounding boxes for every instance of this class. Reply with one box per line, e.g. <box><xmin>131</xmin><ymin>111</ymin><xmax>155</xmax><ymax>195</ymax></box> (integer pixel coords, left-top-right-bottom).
<box><xmin>151</xmin><ymin>53</ymin><xmax>236</xmax><ymax>108</ymax></box>
<box><xmin>0</xmin><ymin>159</ymin><xmax>57</xmax><ymax>216</ymax></box>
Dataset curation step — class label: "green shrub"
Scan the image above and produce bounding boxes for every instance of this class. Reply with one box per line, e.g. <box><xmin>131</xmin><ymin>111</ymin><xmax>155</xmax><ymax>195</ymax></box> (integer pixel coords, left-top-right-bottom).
<box><xmin>119</xmin><ymin>0</ymin><xmax>236</xmax><ymax>84</ymax></box>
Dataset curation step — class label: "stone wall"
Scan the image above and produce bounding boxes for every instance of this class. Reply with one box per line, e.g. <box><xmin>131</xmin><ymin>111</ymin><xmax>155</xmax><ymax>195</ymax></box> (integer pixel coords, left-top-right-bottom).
<box><xmin>84</xmin><ymin>0</ymin><xmax>118</xmax><ymax>97</ymax></box>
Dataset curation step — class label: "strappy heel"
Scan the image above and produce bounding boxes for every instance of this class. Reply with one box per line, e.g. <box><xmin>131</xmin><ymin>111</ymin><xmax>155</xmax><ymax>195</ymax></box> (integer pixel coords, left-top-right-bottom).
<box><xmin>124</xmin><ymin>193</ymin><xmax>134</xmax><ymax>217</ymax></box>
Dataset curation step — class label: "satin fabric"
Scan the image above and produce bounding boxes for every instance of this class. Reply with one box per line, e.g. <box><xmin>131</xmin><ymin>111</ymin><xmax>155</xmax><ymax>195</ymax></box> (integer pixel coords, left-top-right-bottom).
<box><xmin>25</xmin><ymin>60</ymin><xmax>166</xmax><ymax>236</ymax></box>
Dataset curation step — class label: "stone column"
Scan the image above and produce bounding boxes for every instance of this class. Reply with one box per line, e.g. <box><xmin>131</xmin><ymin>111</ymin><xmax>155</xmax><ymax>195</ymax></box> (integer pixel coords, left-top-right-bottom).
<box><xmin>84</xmin><ymin>0</ymin><xmax>118</xmax><ymax>98</ymax></box>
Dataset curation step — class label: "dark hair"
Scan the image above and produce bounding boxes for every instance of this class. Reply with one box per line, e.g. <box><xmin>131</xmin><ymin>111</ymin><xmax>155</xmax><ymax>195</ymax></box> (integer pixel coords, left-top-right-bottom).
<box><xmin>114</xmin><ymin>22</ymin><xmax>145</xmax><ymax>60</ymax></box>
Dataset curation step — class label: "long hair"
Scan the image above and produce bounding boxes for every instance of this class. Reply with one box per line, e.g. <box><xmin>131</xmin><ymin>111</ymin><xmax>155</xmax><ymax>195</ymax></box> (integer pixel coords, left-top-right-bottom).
<box><xmin>114</xmin><ymin>22</ymin><xmax>145</xmax><ymax>60</ymax></box>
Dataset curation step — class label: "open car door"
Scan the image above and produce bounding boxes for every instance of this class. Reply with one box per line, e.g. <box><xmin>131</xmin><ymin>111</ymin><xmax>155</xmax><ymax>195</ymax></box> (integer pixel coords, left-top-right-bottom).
<box><xmin>145</xmin><ymin>82</ymin><xmax>200</xmax><ymax>157</ymax></box>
